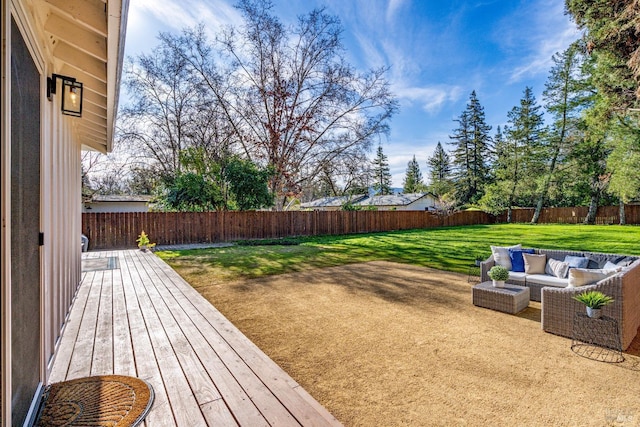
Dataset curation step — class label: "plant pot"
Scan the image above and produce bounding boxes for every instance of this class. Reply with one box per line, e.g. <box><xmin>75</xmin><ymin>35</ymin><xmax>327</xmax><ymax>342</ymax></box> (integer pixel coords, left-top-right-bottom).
<box><xmin>139</xmin><ymin>245</ymin><xmax>147</xmax><ymax>252</ymax></box>
<box><xmin>492</xmin><ymin>280</ymin><xmax>505</xmax><ymax>288</ymax></box>
<box><xmin>586</xmin><ymin>307</ymin><xmax>602</xmax><ymax>319</ymax></box>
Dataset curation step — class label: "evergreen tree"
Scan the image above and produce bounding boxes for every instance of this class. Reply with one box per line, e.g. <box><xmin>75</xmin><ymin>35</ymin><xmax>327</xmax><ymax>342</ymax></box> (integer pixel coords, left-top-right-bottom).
<box><xmin>402</xmin><ymin>155</ymin><xmax>426</xmax><ymax>193</ymax></box>
<box><xmin>372</xmin><ymin>144</ymin><xmax>393</xmax><ymax>195</ymax></box>
<box><xmin>492</xmin><ymin>126</ymin><xmax>507</xmax><ymax>174</ymax></box>
<box><xmin>449</xmin><ymin>91</ymin><xmax>492</xmax><ymax>205</ymax></box>
<box><xmin>504</xmin><ymin>87</ymin><xmax>545</xmax><ymax>222</ymax></box>
<box><xmin>532</xmin><ymin>43</ymin><xmax>588</xmax><ymax>223</ymax></box>
<box><xmin>478</xmin><ymin>126</ymin><xmax>511</xmax><ymax>215</ymax></box>
<box><xmin>426</xmin><ymin>141</ymin><xmax>453</xmax><ymax>196</ymax></box>
<box><xmin>566</xmin><ymin>0</ymin><xmax>640</xmax><ymax>105</ymax></box>
<box><xmin>565</xmin><ymin>2</ymin><xmax>640</xmax><ymax>223</ymax></box>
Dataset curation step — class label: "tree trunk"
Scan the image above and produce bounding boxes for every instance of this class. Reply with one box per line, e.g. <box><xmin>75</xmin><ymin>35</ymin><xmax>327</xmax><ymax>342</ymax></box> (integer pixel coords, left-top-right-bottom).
<box><xmin>532</xmin><ymin>146</ymin><xmax>560</xmax><ymax>224</ymax></box>
<box><xmin>584</xmin><ymin>193</ymin><xmax>599</xmax><ymax>225</ymax></box>
<box><xmin>619</xmin><ymin>200</ymin><xmax>626</xmax><ymax>225</ymax></box>
<box><xmin>531</xmin><ymin>198</ymin><xmax>543</xmax><ymax>224</ymax></box>
<box><xmin>507</xmin><ymin>207</ymin><xmax>513</xmax><ymax>223</ymax></box>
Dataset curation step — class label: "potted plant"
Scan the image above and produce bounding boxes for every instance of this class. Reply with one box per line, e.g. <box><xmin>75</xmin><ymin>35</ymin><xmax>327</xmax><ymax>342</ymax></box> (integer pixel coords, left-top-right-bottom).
<box><xmin>488</xmin><ymin>265</ymin><xmax>509</xmax><ymax>288</ymax></box>
<box><xmin>136</xmin><ymin>231</ymin><xmax>156</xmax><ymax>252</ymax></box>
<box><xmin>572</xmin><ymin>291</ymin><xmax>614</xmax><ymax>319</ymax></box>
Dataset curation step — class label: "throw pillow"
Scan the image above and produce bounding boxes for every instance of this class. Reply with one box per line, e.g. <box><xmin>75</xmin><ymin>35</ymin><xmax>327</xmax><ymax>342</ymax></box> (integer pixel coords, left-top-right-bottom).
<box><xmin>509</xmin><ymin>248</ymin><xmax>535</xmax><ymax>272</ymax></box>
<box><xmin>564</xmin><ymin>255</ymin><xmax>589</xmax><ymax>269</ymax></box>
<box><xmin>523</xmin><ymin>253</ymin><xmax>546</xmax><ymax>274</ymax></box>
<box><xmin>568</xmin><ymin>268</ymin><xmax>616</xmax><ymax>287</ymax></box>
<box><xmin>603</xmin><ymin>261</ymin><xmax>622</xmax><ymax>272</ymax></box>
<box><xmin>617</xmin><ymin>257</ymin><xmax>637</xmax><ymax>267</ymax></box>
<box><xmin>545</xmin><ymin>258</ymin><xmax>570</xmax><ymax>278</ymax></box>
<box><xmin>491</xmin><ymin>244</ymin><xmax>522</xmax><ymax>271</ymax></box>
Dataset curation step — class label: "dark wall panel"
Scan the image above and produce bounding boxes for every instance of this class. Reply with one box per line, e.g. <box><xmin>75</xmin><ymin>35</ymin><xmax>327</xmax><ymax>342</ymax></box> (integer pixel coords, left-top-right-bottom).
<box><xmin>10</xmin><ymin>16</ymin><xmax>41</xmax><ymax>426</ymax></box>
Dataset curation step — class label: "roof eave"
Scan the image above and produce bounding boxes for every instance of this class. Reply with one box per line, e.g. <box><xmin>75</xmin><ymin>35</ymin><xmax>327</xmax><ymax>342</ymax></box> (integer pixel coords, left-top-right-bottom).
<box><xmin>105</xmin><ymin>0</ymin><xmax>129</xmax><ymax>153</ymax></box>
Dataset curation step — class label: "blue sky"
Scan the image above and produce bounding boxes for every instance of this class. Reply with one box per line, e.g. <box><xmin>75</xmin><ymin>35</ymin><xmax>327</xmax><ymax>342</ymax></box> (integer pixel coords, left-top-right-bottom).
<box><xmin>124</xmin><ymin>0</ymin><xmax>579</xmax><ymax>187</ymax></box>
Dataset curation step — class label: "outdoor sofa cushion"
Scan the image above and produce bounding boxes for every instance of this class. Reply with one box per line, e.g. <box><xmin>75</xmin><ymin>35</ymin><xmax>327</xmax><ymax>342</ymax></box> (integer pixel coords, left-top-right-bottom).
<box><xmin>525</xmin><ymin>274</ymin><xmax>567</xmax><ymax>288</ymax></box>
<box><xmin>568</xmin><ymin>267</ymin><xmax>617</xmax><ymax>287</ymax></box>
<box><xmin>523</xmin><ymin>253</ymin><xmax>547</xmax><ymax>274</ymax></box>
<box><xmin>545</xmin><ymin>258</ymin><xmax>570</xmax><ymax>278</ymax></box>
<box><xmin>507</xmin><ymin>271</ymin><xmax>527</xmax><ymax>283</ymax></box>
<box><xmin>509</xmin><ymin>249</ymin><xmax>536</xmax><ymax>272</ymax></box>
<box><xmin>564</xmin><ymin>255</ymin><xmax>589</xmax><ymax>269</ymax></box>
<box><xmin>491</xmin><ymin>244</ymin><xmax>521</xmax><ymax>271</ymax></box>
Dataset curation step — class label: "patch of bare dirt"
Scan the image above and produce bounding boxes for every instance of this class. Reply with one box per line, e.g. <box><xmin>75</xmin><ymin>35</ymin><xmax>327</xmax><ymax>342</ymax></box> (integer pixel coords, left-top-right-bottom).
<box><xmin>191</xmin><ymin>261</ymin><xmax>640</xmax><ymax>427</ymax></box>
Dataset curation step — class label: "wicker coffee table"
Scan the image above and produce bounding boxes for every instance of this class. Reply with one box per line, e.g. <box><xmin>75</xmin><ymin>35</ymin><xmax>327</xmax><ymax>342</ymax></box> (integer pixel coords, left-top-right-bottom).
<box><xmin>472</xmin><ymin>281</ymin><xmax>530</xmax><ymax>314</ymax></box>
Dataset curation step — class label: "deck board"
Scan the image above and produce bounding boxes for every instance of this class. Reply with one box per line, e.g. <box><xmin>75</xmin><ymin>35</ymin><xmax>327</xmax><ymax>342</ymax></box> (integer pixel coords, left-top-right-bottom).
<box><xmin>49</xmin><ymin>250</ymin><xmax>342</xmax><ymax>427</ymax></box>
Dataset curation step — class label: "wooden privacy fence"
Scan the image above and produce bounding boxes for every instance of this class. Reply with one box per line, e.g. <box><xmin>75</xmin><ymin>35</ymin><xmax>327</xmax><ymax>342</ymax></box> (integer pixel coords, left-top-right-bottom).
<box><xmin>82</xmin><ymin>210</ymin><xmax>494</xmax><ymax>250</ymax></box>
<box><xmin>82</xmin><ymin>205</ymin><xmax>640</xmax><ymax>250</ymax></box>
<box><xmin>497</xmin><ymin>205</ymin><xmax>640</xmax><ymax>225</ymax></box>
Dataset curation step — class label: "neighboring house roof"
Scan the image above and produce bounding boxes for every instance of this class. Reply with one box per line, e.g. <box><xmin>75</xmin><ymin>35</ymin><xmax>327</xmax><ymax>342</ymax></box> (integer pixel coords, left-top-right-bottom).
<box><xmin>300</xmin><ymin>194</ymin><xmax>367</xmax><ymax>208</ymax></box>
<box><xmin>90</xmin><ymin>194</ymin><xmax>153</xmax><ymax>203</ymax></box>
<box><xmin>356</xmin><ymin>193</ymin><xmax>434</xmax><ymax>207</ymax></box>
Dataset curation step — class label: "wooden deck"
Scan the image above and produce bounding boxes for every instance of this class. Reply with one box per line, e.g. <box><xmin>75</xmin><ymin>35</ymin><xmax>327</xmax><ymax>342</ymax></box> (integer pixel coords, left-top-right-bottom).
<box><xmin>49</xmin><ymin>250</ymin><xmax>342</xmax><ymax>426</ymax></box>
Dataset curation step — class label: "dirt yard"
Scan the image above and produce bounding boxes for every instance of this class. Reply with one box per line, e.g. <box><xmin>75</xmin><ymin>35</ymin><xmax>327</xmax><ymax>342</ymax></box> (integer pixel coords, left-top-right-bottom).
<box><xmin>183</xmin><ymin>261</ymin><xmax>640</xmax><ymax>426</ymax></box>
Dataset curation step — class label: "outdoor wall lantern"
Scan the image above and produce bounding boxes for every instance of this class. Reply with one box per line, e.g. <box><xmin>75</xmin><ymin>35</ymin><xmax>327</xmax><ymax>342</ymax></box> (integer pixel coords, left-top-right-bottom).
<box><xmin>47</xmin><ymin>73</ymin><xmax>83</xmax><ymax>117</ymax></box>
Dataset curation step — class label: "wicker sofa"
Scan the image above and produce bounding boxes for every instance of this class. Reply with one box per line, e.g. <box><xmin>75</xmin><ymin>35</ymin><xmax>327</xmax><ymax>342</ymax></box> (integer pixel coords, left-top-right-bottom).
<box><xmin>481</xmin><ymin>249</ymin><xmax>640</xmax><ymax>350</ymax></box>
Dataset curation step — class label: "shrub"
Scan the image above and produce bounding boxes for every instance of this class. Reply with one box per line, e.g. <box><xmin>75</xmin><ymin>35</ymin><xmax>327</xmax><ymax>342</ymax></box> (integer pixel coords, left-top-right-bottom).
<box><xmin>488</xmin><ymin>265</ymin><xmax>509</xmax><ymax>281</ymax></box>
<box><xmin>572</xmin><ymin>291</ymin><xmax>614</xmax><ymax>309</ymax></box>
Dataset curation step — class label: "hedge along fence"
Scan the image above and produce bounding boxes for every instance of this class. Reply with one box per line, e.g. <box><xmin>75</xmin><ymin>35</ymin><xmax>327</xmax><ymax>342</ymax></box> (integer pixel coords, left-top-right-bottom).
<box><xmin>82</xmin><ymin>205</ymin><xmax>640</xmax><ymax>250</ymax></box>
<box><xmin>82</xmin><ymin>210</ymin><xmax>495</xmax><ymax>250</ymax></box>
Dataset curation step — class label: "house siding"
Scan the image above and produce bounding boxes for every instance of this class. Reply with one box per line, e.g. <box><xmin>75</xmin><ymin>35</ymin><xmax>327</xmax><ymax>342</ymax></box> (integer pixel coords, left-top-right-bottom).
<box><xmin>2</xmin><ymin>0</ymin><xmax>125</xmax><ymax>423</ymax></box>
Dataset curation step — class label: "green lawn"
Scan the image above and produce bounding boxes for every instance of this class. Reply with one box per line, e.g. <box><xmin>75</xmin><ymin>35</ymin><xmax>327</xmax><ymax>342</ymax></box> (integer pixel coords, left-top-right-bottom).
<box><xmin>157</xmin><ymin>224</ymin><xmax>640</xmax><ymax>284</ymax></box>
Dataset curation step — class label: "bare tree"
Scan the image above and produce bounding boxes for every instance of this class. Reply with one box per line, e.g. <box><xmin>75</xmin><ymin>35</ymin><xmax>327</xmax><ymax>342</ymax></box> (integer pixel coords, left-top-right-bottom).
<box><xmin>118</xmin><ymin>37</ymin><xmax>233</xmax><ymax>179</ymax></box>
<box><xmin>164</xmin><ymin>0</ymin><xmax>397</xmax><ymax>209</ymax></box>
<box><xmin>81</xmin><ymin>150</ymin><xmax>132</xmax><ymax>196</ymax></box>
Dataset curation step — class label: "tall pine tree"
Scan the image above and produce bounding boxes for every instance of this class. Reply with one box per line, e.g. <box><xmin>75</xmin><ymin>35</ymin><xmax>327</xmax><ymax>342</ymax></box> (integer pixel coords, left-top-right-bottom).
<box><xmin>504</xmin><ymin>87</ymin><xmax>546</xmax><ymax>222</ymax></box>
<box><xmin>403</xmin><ymin>155</ymin><xmax>426</xmax><ymax>193</ymax></box>
<box><xmin>426</xmin><ymin>142</ymin><xmax>452</xmax><ymax>196</ymax></box>
<box><xmin>449</xmin><ymin>91</ymin><xmax>492</xmax><ymax>205</ymax></box>
<box><xmin>532</xmin><ymin>43</ymin><xmax>588</xmax><ymax>223</ymax></box>
<box><xmin>372</xmin><ymin>144</ymin><xmax>393</xmax><ymax>195</ymax></box>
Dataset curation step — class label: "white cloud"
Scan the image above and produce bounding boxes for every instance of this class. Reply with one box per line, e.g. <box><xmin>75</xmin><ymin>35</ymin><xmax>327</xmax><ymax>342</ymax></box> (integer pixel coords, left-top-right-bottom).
<box><xmin>353</xmin><ymin>31</ymin><xmax>387</xmax><ymax>69</ymax></box>
<box><xmin>393</xmin><ymin>84</ymin><xmax>463</xmax><ymax>113</ymax></box>
<box><xmin>127</xmin><ymin>0</ymin><xmax>243</xmax><ymax>44</ymax></box>
<box><xmin>386</xmin><ymin>0</ymin><xmax>408</xmax><ymax>23</ymax></box>
<box><xmin>506</xmin><ymin>1</ymin><xmax>580</xmax><ymax>83</ymax></box>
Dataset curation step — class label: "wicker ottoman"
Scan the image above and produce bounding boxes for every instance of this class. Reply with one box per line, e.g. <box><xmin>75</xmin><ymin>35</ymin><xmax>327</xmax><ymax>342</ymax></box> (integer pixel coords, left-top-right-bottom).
<box><xmin>472</xmin><ymin>281</ymin><xmax>530</xmax><ymax>314</ymax></box>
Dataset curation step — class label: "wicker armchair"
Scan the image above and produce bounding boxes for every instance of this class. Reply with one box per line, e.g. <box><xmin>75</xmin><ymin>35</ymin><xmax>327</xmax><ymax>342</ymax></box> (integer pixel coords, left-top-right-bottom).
<box><xmin>542</xmin><ymin>259</ymin><xmax>640</xmax><ymax>350</ymax></box>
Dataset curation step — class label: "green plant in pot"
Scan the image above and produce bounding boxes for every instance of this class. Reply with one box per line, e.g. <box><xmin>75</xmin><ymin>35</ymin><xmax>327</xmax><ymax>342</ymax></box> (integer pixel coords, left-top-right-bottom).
<box><xmin>572</xmin><ymin>291</ymin><xmax>614</xmax><ymax>319</ymax></box>
<box><xmin>488</xmin><ymin>265</ymin><xmax>509</xmax><ymax>288</ymax></box>
<box><xmin>136</xmin><ymin>231</ymin><xmax>156</xmax><ymax>252</ymax></box>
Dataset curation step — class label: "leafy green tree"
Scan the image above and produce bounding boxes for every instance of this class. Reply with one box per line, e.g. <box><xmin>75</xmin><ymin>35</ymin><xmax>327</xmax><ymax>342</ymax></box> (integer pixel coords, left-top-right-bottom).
<box><xmin>449</xmin><ymin>91</ymin><xmax>492</xmax><ymax>205</ymax></box>
<box><xmin>607</xmin><ymin>118</ymin><xmax>640</xmax><ymax>205</ymax></box>
<box><xmin>571</xmin><ymin>97</ymin><xmax>612</xmax><ymax>224</ymax></box>
<box><xmin>566</xmin><ymin>1</ymin><xmax>640</xmax><ymax>223</ymax></box>
<box><xmin>224</xmin><ymin>157</ymin><xmax>274</xmax><ymax>210</ymax></box>
<box><xmin>372</xmin><ymin>144</ymin><xmax>393</xmax><ymax>195</ymax></box>
<box><xmin>402</xmin><ymin>155</ymin><xmax>426</xmax><ymax>193</ymax></box>
<box><xmin>426</xmin><ymin>142</ymin><xmax>453</xmax><ymax>197</ymax></box>
<box><xmin>163</xmin><ymin>172</ymin><xmax>224</xmax><ymax>212</ymax></box>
